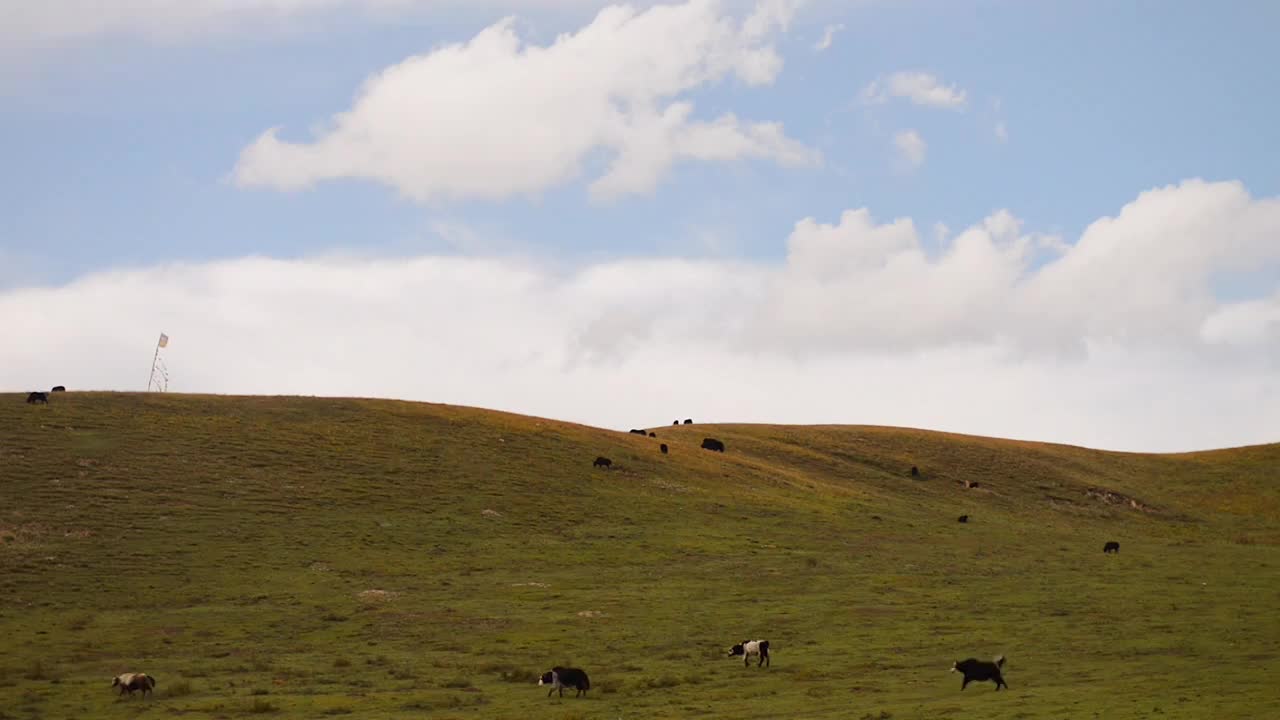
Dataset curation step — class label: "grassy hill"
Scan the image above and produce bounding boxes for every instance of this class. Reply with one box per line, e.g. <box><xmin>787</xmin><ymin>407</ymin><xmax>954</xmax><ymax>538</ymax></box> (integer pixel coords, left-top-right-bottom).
<box><xmin>1</xmin><ymin>392</ymin><xmax>1277</xmax><ymax>719</ymax></box>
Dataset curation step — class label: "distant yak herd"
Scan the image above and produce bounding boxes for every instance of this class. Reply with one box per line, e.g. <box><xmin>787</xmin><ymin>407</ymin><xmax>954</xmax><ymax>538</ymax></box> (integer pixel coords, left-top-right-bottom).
<box><xmin>46</xmin><ymin>404</ymin><xmax>1133</xmax><ymax>702</ymax></box>
<box><xmin>112</xmin><ymin>645</ymin><xmax>1023</xmax><ymax>703</ymax></box>
<box><xmin>592</xmin><ymin>424</ymin><xmax>1123</xmax><ymax>560</ymax></box>
<box><xmin>594</xmin><ymin>418</ymin><xmax>727</xmax><ymax>471</ymax></box>
<box><xmin>24</xmin><ymin>385</ymin><xmax>65</xmax><ymax>404</ymax></box>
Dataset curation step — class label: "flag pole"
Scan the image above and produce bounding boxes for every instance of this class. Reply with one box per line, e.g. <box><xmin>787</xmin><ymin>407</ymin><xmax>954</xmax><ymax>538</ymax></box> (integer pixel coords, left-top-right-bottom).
<box><xmin>147</xmin><ymin>339</ymin><xmax>161</xmax><ymax>391</ymax></box>
<box><xmin>147</xmin><ymin>332</ymin><xmax>168</xmax><ymax>391</ymax></box>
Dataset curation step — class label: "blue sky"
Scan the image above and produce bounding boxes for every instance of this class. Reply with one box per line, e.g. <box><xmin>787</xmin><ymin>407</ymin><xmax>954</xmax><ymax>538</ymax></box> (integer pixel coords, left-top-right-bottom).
<box><xmin>3</xmin><ymin>0</ymin><xmax>1279</xmax><ymax>451</ymax></box>
<box><xmin>5</xmin><ymin>0</ymin><xmax>1276</xmax><ymax>281</ymax></box>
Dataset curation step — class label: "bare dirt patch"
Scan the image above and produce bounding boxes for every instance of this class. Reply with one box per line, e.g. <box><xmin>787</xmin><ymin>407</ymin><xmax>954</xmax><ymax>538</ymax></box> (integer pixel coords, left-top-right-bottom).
<box><xmin>1085</xmin><ymin>486</ymin><xmax>1158</xmax><ymax>513</ymax></box>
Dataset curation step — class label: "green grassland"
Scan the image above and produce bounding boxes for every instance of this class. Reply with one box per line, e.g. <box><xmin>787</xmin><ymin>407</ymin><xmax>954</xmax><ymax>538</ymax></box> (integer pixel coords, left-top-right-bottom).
<box><xmin>1</xmin><ymin>392</ymin><xmax>1277</xmax><ymax>719</ymax></box>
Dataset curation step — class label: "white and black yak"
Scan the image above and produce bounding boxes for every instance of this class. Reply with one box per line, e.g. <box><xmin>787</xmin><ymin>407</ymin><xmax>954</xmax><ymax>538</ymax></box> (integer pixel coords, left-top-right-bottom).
<box><xmin>111</xmin><ymin>673</ymin><xmax>157</xmax><ymax>697</ymax></box>
<box><xmin>728</xmin><ymin>639</ymin><xmax>770</xmax><ymax>667</ymax></box>
<box><xmin>538</xmin><ymin>667</ymin><xmax>590</xmax><ymax>698</ymax></box>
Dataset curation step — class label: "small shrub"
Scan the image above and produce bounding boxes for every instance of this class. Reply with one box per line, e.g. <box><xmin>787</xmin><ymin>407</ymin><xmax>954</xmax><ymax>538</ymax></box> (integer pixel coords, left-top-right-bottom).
<box><xmin>806</xmin><ymin>686</ymin><xmax>834</xmax><ymax>698</ymax></box>
<box><xmin>167</xmin><ymin>680</ymin><xmax>194</xmax><ymax>697</ymax></box>
<box><xmin>67</xmin><ymin>615</ymin><xmax>92</xmax><ymax>632</ymax></box>
<box><xmin>478</xmin><ymin>663</ymin><xmax>532</xmax><ymax>683</ymax></box>
<box><xmin>498</xmin><ymin>668</ymin><xmax>531</xmax><ymax>684</ymax></box>
<box><xmin>247</xmin><ymin>698</ymin><xmax>279</xmax><ymax>714</ymax></box>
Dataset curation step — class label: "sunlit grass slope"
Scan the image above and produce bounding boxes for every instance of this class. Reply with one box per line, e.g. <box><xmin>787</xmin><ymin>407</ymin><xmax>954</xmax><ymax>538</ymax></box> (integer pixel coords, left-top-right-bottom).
<box><xmin>1</xmin><ymin>392</ymin><xmax>1277</xmax><ymax>719</ymax></box>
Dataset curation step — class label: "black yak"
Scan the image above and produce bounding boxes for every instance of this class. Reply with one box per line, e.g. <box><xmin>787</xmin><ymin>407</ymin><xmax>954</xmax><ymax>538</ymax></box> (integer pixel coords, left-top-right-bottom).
<box><xmin>1104</xmin><ymin>541</ymin><xmax>1120</xmax><ymax>553</ymax></box>
<box><xmin>950</xmin><ymin>655</ymin><xmax>1007</xmax><ymax>690</ymax></box>
<box><xmin>539</xmin><ymin>667</ymin><xmax>590</xmax><ymax>697</ymax></box>
<box><xmin>593</xmin><ymin>456</ymin><xmax>612</xmax><ymax>469</ymax></box>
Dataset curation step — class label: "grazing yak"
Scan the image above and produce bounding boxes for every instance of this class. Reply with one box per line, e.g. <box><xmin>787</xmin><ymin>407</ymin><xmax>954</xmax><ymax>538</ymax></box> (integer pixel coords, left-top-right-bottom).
<box><xmin>593</xmin><ymin>456</ymin><xmax>612</xmax><ymax>469</ymax></box>
<box><xmin>648</xmin><ymin>432</ymin><xmax>656</xmax><ymax>438</ymax></box>
<box><xmin>111</xmin><ymin>673</ymin><xmax>156</xmax><ymax>697</ymax></box>
<box><xmin>950</xmin><ymin>655</ymin><xmax>1007</xmax><ymax>690</ymax></box>
<box><xmin>683</xmin><ymin>418</ymin><xmax>693</xmax><ymax>424</ymax></box>
<box><xmin>957</xmin><ymin>515</ymin><xmax>969</xmax><ymax>523</ymax></box>
<box><xmin>629</xmin><ymin>429</ymin><xmax>647</xmax><ymax>435</ymax></box>
<box><xmin>1104</xmin><ymin>541</ymin><xmax>1120</xmax><ymax>554</ymax></box>
<box><xmin>728</xmin><ymin>639</ymin><xmax>770</xmax><ymax>667</ymax></box>
<box><xmin>701</xmin><ymin>438</ymin><xmax>725</xmax><ymax>452</ymax></box>
<box><xmin>51</xmin><ymin>385</ymin><xmax>66</xmax><ymax>392</ymax></box>
<box><xmin>26</xmin><ymin>391</ymin><xmax>48</xmax><ymax>404</ymax></box>
<box><xmin>910</xmin><ymin>466</ymin><xmax>920</xmax><ymax>477</ymax></box>
<box><xmin>660</xmin><ymin>443</ymin><xmax>669</xmax><ymax>454</ymax></box>
<box><xmin>539</xmin><ymin>667</ymin><xmax>590</xmax><ymax>697</ymax></box>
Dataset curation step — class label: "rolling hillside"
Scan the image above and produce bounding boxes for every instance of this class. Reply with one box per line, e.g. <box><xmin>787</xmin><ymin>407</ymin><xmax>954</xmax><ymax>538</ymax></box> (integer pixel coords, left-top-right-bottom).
<box><xmin>1</xmin><ymin>392</ymin><xmax>1277</xmax><ymax>719</ymax></box>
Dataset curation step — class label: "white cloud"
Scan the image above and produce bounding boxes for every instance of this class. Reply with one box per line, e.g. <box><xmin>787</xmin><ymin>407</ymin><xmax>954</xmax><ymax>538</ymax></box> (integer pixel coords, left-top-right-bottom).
<box><xmin>231</xmin><ymin>0</ymin><xmax>819</xmax><ymax>202</ymax></box>
<box><xmin>862</xmin><ymin>71</ymin><xmax>967</xmax><ymax>109</ymax></box>
<box><xmin>892</xmin><ymin>129</ymin><xmax>926</xmax><ymax>169</ymax></box>
<box><xmin>2</xmin><ymin>0</ymin><xmax>411</xmax><ymax>45</ymax></box>
<box><xmin>0</xmin><ymin>0</ymin><xmax>635</xmax><ymax>46</ymax></box>
<box><xmin>4</xmin><ymin>178</ymin><xmax>1280</xmax><ymax>452</ymax></box>
<box><xmin>1200</xmin><ymin>294</ymin><xmax>1280</xmax><ymax>348</ymax></box>
<box><xmin>813</xmin><ymin>22</ymin><xmax>843</xmax><ymax>51</ymax></box>
<box><xmin>0</xmin><ymin>0</ymin><xmax>828</xmax><ymax>48</ymax></box>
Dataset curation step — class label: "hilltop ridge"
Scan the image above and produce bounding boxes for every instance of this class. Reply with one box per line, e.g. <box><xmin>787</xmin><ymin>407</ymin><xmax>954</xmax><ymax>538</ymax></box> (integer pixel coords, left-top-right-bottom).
<box><xmin>2</xmin><ymin>392</ymin><xmax>1277</xmax><ymax>719</ymax></box>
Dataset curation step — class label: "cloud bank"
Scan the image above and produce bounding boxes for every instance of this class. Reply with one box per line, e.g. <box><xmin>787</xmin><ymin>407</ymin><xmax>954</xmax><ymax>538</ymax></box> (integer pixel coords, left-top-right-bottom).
<box><xmin>4</xmin><ymin>179</ymin><xmax>1279</xmax><ymax>452</ymax></box>
<box><xmin>232</xmin><ymin>0</ymin><xmax>819</xmax><ymax>202</ymax></box>
<box><xmin>1</xmin><ymin>0</ymin><xmax>642</xmax><ymax>45</ymax></box>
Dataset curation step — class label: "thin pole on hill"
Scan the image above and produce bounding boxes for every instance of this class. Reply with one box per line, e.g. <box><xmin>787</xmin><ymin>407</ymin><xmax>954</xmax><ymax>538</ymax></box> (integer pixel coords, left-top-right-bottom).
<box><xmin>147</xmin><ymin>332</ymin><xmax>169</xmax><ymax>392</ymax></box>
